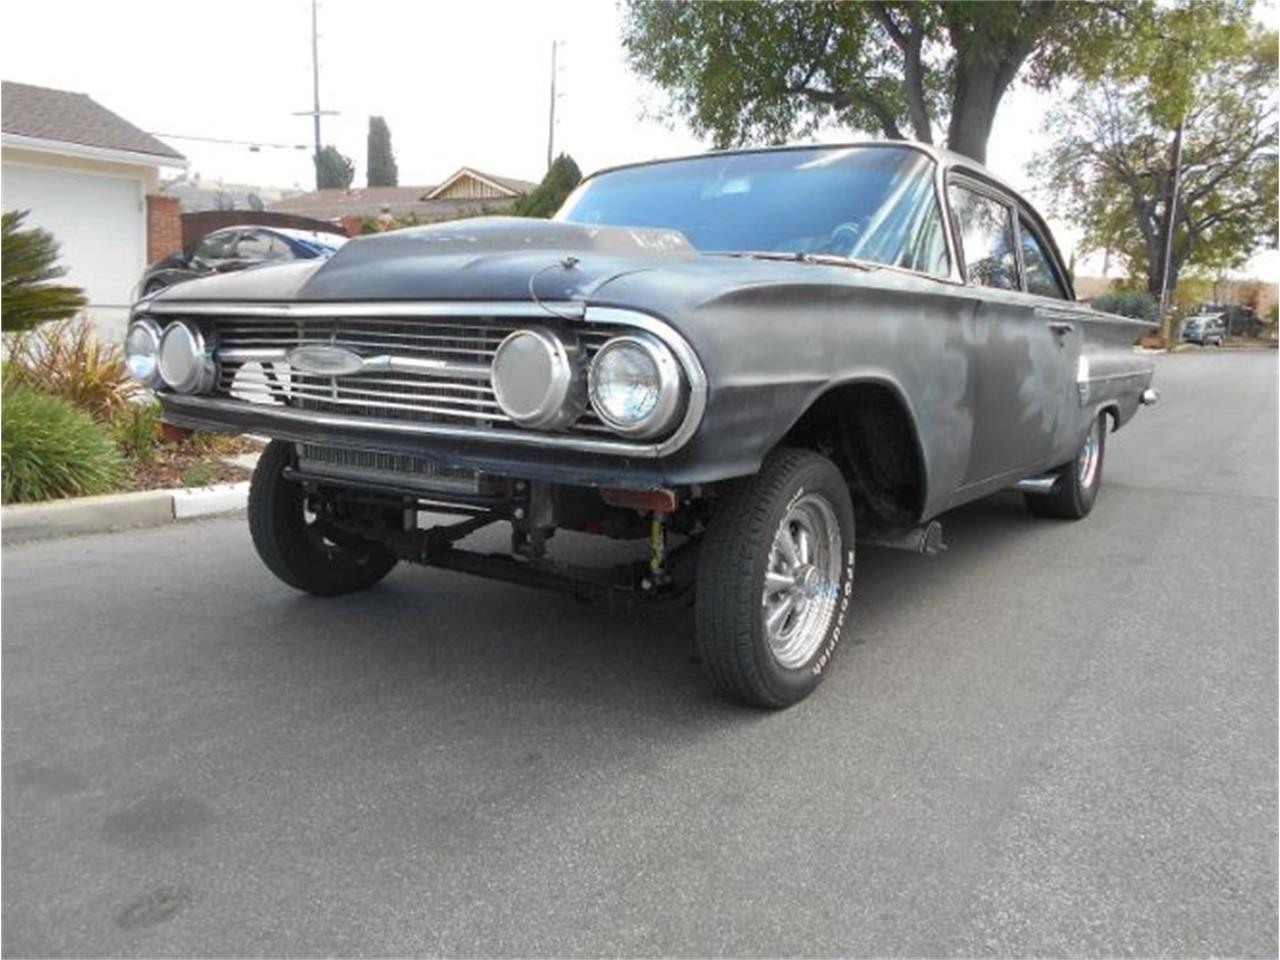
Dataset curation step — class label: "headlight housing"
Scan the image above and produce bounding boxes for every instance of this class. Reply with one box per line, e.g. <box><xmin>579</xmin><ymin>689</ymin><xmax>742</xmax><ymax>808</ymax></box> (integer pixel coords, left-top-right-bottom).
<box><xmin>124</xmin><ymin>318</ymin><xmax>163</xmax><ymax>388</ymax></box>
<box><xmin>491</xmin><ymin>328</ymin><xmax>586</xmax><ymax>430</ymax></box>
<box><xmin>588</xmin><ymin>333</ymin><xmax>685</xmax><ymax>439</ymax></box>
<box><xmin>157</xmin><ymin>320</ymin><xmax>217</xmax><ymax>394</ymax></box>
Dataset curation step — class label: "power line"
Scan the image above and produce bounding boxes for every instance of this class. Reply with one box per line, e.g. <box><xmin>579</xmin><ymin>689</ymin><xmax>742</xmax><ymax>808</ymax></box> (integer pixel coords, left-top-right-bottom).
<box><xmin>149</xmin><ymin>132</ymin><xmax>308</xmax><ymax>152</ymax></box>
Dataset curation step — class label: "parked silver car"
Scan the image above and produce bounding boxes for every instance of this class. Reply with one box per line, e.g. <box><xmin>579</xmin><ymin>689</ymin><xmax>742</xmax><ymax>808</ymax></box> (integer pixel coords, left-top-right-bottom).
<box><xmin>1182</xmin><ymin>313</ymin><xmax>1227</xmax><ymax>346</ymax></box>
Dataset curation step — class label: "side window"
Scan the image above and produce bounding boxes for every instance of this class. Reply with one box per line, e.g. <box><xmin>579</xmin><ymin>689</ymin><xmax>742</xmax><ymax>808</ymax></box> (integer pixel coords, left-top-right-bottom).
<box><xmin>233</xmin><ymin>231</ymin><xmax>274</xmax><ymax>260</ymax></box>
<box><xmin>267</xmin><ymin>235</ymin><xmax>294</xmax><ymax>260</ymax></box>
<box><xmin>194</xmin><ymin>231</ymin><xmax>237</xmax><ymax>261</ymax></box>
<box><xmin>904</xmin><ymin>198</ymin><xmax>951</xmax><ymax>278</ymax></box>
<box><xmin>948</xmin><ymin>184</ymin><xmax>1019</xmax><ymax>290</ymax></box>
<box><xmin>1019</xmin><ymin>218</ymin><xmax>1067</xmax><ymax>299</ymax></box>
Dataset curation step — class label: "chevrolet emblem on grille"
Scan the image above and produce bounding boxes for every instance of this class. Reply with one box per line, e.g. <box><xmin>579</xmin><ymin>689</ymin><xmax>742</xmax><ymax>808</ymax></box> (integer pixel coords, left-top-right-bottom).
<box><xmin>286</xmin><ymin>345</ymin><xmax>366</xmax><ymax>376</ymax></box>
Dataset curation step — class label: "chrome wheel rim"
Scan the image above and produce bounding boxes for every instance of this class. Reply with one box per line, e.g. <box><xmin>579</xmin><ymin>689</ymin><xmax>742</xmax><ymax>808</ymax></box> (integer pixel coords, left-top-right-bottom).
<box><xmin>1078</xmin><ymin>417</ymin><xmax>1102</xmax><ymax>490</ymax></box>
<box><xmin>761</xmin><ymin>493</ymin><xmax>843</xmax><ymax>669</ymax></box>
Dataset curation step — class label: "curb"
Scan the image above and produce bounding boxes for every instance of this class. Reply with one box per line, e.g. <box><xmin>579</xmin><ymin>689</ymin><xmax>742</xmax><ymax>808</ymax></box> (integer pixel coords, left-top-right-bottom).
<box><xmin>2</xmin><ymin>482</ymin><xmax>250</xmax><ymax>545</ymax></box>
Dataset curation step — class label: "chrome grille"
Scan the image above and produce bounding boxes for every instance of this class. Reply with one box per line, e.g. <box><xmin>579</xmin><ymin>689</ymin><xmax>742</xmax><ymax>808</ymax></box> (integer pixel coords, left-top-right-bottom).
<box><xmin>210</xmin><ymin>315</ymin><xmax>614</xmax><ymax>434</ymax></box>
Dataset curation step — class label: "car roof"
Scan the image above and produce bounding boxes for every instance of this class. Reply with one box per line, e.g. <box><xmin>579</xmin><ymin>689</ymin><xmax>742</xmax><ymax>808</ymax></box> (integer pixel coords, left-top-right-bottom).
<box><xmin>584</xmin><ymin>139</ymin><xmax>1025</xmax><ymax>195</ymax></box>
<box><xmin>204</xmin><ymin>225</ymin><xmax>345</xmax><ymax>242</ymax></box>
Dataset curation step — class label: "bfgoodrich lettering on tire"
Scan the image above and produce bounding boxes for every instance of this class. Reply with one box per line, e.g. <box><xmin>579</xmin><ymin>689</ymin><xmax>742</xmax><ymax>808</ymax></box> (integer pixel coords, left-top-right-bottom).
<box><xmin>695</xmin><ymin>447</ymin><xmax>856</xmax><ymax>708</ymax></box>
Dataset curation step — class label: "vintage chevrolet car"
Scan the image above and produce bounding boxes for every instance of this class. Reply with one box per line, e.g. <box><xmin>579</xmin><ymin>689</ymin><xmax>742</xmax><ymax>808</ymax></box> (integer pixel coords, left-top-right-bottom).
<box><xmin>125</xmin><ymin>142</ymin><xmax>1157</xmax><ymax>708</ymax></box>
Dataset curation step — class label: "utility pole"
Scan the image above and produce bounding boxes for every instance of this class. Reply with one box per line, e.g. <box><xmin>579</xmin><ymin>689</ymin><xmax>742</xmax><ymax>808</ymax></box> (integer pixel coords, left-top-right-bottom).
<box><xmin>310</xmin><ymin>0</ymin><xmax>321</xmax><ymax>161</ymax></box>
<box><xmin>293</xmin><ymin>0</ymin><xmax>339</xmax><ymax>189</ymax></box>
<box><xmin>546</xmin><ymin>40</ymin><xmax>558</xmax><ymax>172</ymax></box>
<box><xmin>1158</xmin><ymin>118</ymin><xmax>1186</xmax><ymax>343</ymax></box>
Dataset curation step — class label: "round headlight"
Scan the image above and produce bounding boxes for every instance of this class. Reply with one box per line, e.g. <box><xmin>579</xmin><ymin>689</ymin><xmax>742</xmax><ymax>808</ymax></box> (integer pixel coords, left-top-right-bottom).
<box><xmin>157</xmin><ymin>321</ymin><xmax>217</xmax><ymax>394</ymax></box>
<box><xmin>588</xmin><ymin>334</ymin><xmax>684</xmax><ymax>438</ymax></box>
<box><xmin>124</xmin><ymin>319</ymin><xmax>162</xmax><ymax>388</ymax></box>
<box><xmin>491</xmin><ymin>328</ymin><xmax>586</xmax><ymax>430</ymax></box>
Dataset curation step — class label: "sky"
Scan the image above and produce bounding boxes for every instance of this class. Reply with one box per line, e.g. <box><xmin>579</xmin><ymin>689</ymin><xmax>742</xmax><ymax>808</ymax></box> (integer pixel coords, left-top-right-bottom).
<box><xmin>4</xmin><ymin>0</ymin><xmax>1276</xmax><ymax>279</ymax></box>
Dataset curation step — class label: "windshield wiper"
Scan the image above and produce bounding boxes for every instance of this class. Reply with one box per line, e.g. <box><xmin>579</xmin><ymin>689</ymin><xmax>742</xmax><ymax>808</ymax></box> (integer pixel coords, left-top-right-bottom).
<box><xmin>708</xmin><ymin>250</ymin><xmax>876</xmax><ymax>271</ymax></box>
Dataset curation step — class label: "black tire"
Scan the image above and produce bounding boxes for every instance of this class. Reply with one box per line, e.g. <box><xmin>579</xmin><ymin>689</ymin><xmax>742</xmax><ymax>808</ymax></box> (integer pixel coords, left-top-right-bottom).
<box><xmin>1024</xmin><ymin>413</ymin><xmax>1107</xmax><ymax>520</ymax></box>
<box><xmin>248</xmin><ymin>440</ymin><xmax>398</xmax><ymax>596</ymax></box>
<box><xmin>695</xmin><ymin>448</ymin><xmax>857</xmax><ymax>709</ymax></box>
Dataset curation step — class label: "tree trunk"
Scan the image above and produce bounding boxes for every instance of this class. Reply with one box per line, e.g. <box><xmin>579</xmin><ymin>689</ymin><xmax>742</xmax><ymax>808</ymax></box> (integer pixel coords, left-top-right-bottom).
<box><xmin>946</xmin><ymin>58</ymin><xmax>1001</xmax><ymax>163</ymax></box>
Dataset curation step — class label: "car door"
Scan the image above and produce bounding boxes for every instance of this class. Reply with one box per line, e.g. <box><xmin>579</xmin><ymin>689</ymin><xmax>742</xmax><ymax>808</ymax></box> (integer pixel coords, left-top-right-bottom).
<box><xmin>1013</xmin><ymin>211</ymin><xmax>1082</xmax><ymax>463</ymax></box>
<box><xmin>947</xmin><ymin>178</ymin><xmax>1069</xmax><ymax>488</ymax></box>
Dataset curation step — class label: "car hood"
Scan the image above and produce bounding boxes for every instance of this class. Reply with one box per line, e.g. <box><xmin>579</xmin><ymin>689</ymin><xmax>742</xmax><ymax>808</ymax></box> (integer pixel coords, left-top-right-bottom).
<box><xmin>148</xmin><ymin>215</ymin><xmax>961</xmax><ymax>331</ymax></box>
<box><xmin>151</xmin><ymin>217</ymin><xmax>699</xmax><ymax>304</ymax></box>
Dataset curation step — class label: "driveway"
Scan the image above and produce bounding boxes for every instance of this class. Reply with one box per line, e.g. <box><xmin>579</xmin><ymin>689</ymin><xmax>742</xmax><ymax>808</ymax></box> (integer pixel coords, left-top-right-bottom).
<box><xmin>3</xmin><ymin>350</ymin><xmax>1276</xmax><ymax>957</ymax></box>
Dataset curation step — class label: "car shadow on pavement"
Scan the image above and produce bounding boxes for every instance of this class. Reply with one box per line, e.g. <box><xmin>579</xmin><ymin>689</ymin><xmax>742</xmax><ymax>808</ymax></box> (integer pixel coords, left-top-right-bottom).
<box><xmin>207</xmin><ymin>489</ymin><xmax>1050</xmax><ymax>733</ymax></box>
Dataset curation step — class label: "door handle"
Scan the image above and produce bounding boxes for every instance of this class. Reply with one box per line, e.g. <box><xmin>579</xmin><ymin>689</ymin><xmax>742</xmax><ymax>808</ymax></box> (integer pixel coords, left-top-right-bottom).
<box><xmin>1049</xmin><ymin>321</ymin><xmax>1074</xmax><ymax>335</ymax></box>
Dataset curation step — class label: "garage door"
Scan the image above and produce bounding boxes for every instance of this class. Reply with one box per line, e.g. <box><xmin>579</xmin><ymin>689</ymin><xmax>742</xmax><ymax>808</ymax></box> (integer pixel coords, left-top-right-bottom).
<box><xmin>2</xmin><ymin>162</ymin><xmax>145</xmax><ymax>335</ymax></box>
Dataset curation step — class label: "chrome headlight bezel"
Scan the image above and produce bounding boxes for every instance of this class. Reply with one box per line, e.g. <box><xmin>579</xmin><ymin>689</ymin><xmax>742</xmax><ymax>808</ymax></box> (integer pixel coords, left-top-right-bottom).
<box><xmin>157</xmin><ymin>320</ymin><xmax>218</xmax><ymax>394</ymax></box>
<box><xmin>124</xmin><ymin>318</ymin><xmax>164</xmax><ymax>389</ymax></box>
<box><xmin>491</xmin><ymin>328</ymin><xmax>587</xmax><ymax>430</ymax></box>
<box><xmin>587</xmin><ymin>333</ymin><xmax>685</xmax><ymax>439</ymax></box>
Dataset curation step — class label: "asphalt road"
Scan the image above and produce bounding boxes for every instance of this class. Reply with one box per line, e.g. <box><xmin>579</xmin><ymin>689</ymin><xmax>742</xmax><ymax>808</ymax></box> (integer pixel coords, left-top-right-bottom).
<box><xmin>3</xmin><ymin>350</ymin><xmax>1276</xmax><ymax>958</ymax></box>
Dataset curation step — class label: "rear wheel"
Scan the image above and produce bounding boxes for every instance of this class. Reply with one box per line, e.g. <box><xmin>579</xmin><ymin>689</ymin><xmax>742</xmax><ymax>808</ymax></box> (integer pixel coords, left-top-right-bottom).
<box><xmin>696</xmin><ymin>448</ymin><xmax>856</xmax><ymax>708</ymax></box>
<box><xmin>1024</xmin><ymin>413</ymin><xmax>1107</xmax><ymax>520</ymax></box>
<box><xmin>248</xmin><ymin>440</ymin><xmax>398</xmax><ymax>596</ymax></box>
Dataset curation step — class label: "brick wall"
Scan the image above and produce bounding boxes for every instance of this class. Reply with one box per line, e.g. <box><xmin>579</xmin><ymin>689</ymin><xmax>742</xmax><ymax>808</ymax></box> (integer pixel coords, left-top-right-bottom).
<box><xmin>146</xmin><ymin>194</ymin><xmax>182</xmax><ymax>263</ymax></box>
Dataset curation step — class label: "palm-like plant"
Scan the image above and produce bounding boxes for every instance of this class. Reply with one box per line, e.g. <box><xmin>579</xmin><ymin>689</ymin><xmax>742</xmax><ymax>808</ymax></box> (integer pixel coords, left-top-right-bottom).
<box><xmin>2</xmin><ymin>209</ymin><xmax>87</xmax><ymax>333</ymax></box>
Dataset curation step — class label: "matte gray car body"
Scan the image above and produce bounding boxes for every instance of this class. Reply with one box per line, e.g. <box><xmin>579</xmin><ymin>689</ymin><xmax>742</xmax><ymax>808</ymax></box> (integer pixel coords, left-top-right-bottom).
<box><xmin>139</xmin><ymin>142</ymin><xmax>1156</xmax><ymax>526</ymax></box>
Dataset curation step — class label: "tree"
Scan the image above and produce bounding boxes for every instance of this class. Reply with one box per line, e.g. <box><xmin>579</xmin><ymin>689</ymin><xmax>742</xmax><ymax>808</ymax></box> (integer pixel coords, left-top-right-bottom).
<box><xmin>1038</xmin><ymin>15</ymin><xmax>1277</xmax><ymax>308</ymax></box>
<box><xmin>315</xmin><ymin>145</ymin><xmax>355</xmax><ymax>190</ymax></box>
<box><xmin>513</xmin><ymin>154</ymin><xmax>582</xmax><ymax>218</ymax></box>
<box><xmin>1</xmin><ymin>210</ymin><xmax>86</xmax><ymax>334</ymax></box>
<box><xmin>366</xmin><ymin>116</ymin><xmax>399</xmax><ymax>187</ymax></box>
<box><xmin>622</xmin><ymin>0</ymin><xmax>1149</xmax><ymax>163</ymax></box>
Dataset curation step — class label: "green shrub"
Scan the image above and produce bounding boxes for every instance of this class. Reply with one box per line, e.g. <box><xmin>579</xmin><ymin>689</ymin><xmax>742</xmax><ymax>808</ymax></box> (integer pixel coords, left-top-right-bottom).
<box><xmin>112</xmin><ymin>400</ymin><xmax>161</xmax><ymax>465</ymax></box>
<box><xmin>2</xmin><ymin>385</ymin><xmax>125</xmax><ymax>503</ymax></box>
<box><xmin>513</xmin><ymin>154</ymin><xmax>582</xmax><ymax>218</ymax></box>
<box><xmin>1092</xmin><ymin>290</ymin><xmax>1159</xmax><ymax>321</ymax></box>
<box><xmin>5</xmin><ymin>316</ymin><xmax>139</xmax><ymax>421</ymax></box>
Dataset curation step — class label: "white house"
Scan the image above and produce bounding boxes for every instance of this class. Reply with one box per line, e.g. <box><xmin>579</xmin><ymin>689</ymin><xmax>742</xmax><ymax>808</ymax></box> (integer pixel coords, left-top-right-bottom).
<box><xmin>2</xmin><ymin>81</ymin><xmax>186</xmax><ymax>338</ymax></box>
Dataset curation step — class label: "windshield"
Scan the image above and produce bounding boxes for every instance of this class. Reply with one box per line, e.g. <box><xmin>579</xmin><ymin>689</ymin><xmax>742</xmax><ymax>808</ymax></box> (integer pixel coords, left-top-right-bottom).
<box><xmin>557</xmin><ymin>145</ymin><xmax>951</xmax><ymax>277</ymax></box>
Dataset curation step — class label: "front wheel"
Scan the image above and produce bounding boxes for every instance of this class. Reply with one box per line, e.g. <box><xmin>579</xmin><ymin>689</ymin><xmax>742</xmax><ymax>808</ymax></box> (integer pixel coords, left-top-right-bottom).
<box><xmin>1024</xmin><ymin>413</ymin><xmax>1107</xmax><ymax>520</ymax></box>
<box><xmin>248</xmin><ymin>440</ymin><xmax>399</xmax><ymax>596</ymax></box>
<box><xmin>695</xmin><ymin>448</ymin><xmax>856</xmax><ymax>709</ymax></box>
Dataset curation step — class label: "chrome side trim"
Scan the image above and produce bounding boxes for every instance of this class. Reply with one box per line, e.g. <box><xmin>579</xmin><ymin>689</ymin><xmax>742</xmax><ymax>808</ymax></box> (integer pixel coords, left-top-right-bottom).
<box><xmin>155</xmin><ymin>302</ymin><xmax>708</xmax><ymax>459</ymax></box>
<box><xmin>138</xmin><ymin>300</ymin><xmax>587</xmax><ymax>320</ymax></box>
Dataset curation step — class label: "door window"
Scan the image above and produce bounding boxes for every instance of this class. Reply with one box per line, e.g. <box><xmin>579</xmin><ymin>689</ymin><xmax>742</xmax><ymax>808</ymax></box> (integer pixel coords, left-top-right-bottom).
<box><xmin>1019</xmin><ymin>218</ymin><xmax>1067</xmax><ymax>299</ymax></box>
<box><xmin>266</xmin><ymin>235</ymin><xmax>294</xmax><ymax>260</ymax></box>
<box><xmin>193</xmin><ymin>231</ymin><xmax>238</xmax><ymax>261</ymax></box>
<box><xmin>233</xmin><ymin>231</ymin><xmax>274</xmax><ymax>261</ymax></box>
<box><xmin>948</xmin><ymin>185</ymin><xmax>1019</xmax><ymax>290</ymax></box>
